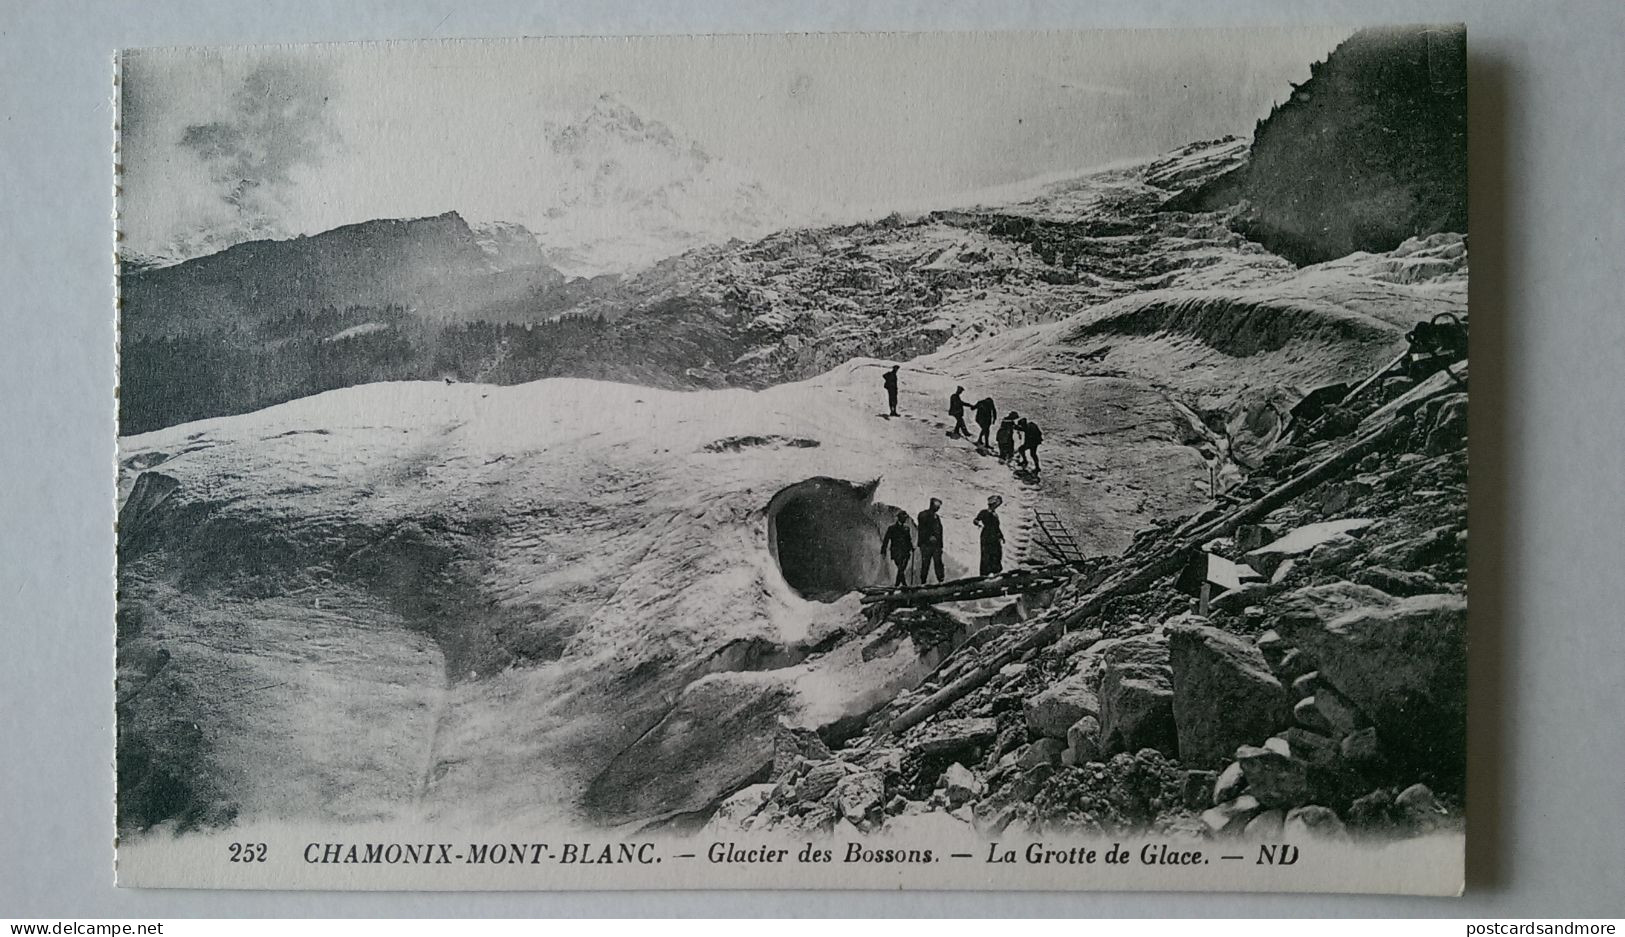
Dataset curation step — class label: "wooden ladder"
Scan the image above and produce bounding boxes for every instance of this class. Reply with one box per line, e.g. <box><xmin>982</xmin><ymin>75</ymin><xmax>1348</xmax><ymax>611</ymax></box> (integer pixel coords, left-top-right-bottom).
<box><xmin>1031</xmin><ymin>508</ymin><xmax>1087</xmax><ymax>566</ymax></box>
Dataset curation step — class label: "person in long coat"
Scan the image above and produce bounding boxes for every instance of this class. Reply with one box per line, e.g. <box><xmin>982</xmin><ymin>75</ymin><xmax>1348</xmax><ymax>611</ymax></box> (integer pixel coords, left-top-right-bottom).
<box><xmin>880</xmin><ymin>511</ymin><xmax>914</xmax><ymax>586</ymax></box>
<box><xmin>916</xmin><ymin>497</ymin><xmax>945</xmax><ymax>583</ymax></box>
<box><xmin>973</xmin><ymin>495</ymin><xmax>1004</xmax><ymax>575</ymax></box>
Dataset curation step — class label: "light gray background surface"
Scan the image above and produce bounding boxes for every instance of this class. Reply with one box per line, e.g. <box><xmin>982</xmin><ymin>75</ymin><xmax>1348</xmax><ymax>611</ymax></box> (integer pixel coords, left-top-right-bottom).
<box><xmin>2</xmin><ymin>0</ymin><xmax>1621</xmax><ymax>918</ymax></box>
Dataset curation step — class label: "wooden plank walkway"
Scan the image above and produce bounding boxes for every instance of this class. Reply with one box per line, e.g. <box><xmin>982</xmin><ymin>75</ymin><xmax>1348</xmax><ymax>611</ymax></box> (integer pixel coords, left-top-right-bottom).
<box><xmin>859</xmin><ymin>563</ymin><xmax>1075</xmax><ymax>608</ymax></box>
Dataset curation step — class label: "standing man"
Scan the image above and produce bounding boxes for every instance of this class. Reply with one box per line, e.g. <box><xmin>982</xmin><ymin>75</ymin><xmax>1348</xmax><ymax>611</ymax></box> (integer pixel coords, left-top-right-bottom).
<box><xmin>916</xmin><ymin>497</ymin><xmax>945</xmax><ymax>584</ymax></box>
<box><xmin>996</xmin><ymin>411</ymin><xmax>1019</xmax><ymax>463</ymax></box>
<box><xmin>973</xmin><ymin>396</ymin><xmax>997</xmax><ymax>448</ymax></box>
<box><xmin>880</xmin><ymin>511</ymin><xmax>914</xmax><ymax>586</ymax></box>
<box><xmin>948</xmin><ymin>387</ymin><xmax>969</xmax><ymax>437</ymax></box>
<box><xmin>882</xmin><ymin>365</ymin><xmax>901</xmax><ymax>417</ymax></box>
<box><xmin>974</xmin><ymin>495</ymin><xmax>1005</xmax><ymax>576</ymax></box>
<box><xmin>1017</xmin><ymin>417</ymin><xmax>1044</xmax><ymax>473</ymax></box>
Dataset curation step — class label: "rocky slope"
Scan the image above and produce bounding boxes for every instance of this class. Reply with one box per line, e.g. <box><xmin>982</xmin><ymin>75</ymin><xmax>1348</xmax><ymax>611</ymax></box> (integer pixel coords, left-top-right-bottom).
<box><xmin>1170</xmin><ymin>25</ymin><xmax>1468</xmax><ymax>265</ymax></box>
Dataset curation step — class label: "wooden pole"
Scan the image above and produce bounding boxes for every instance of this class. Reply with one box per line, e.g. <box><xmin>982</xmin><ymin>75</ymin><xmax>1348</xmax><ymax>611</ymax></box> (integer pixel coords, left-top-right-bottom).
<box><xmin>862</xmin><ymin>577</ymin><xmax>1071</xmax><ymax>608</ymax></box>
<box><xmin>859</xmin><ymin>564</ymin><xmax>1071</xmax><ymax>599</ymax></box>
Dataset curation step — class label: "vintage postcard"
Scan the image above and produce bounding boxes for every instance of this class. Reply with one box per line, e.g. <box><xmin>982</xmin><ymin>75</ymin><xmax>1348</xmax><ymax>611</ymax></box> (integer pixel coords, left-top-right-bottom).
<box><xmin>114</xmin><ymin>26</ymin><xmax>1469</xmax><ymax>892</ymax></box>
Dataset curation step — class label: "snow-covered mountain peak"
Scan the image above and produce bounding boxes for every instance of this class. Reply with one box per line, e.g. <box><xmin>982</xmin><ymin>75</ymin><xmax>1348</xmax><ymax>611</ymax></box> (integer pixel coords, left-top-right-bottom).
<box><xmin>547</xmin><ymin>93</ymin><xmax>699</xmax><ymax>163</ymax></box>
<box><xmin>532</xmin><ymin>95</ymin><xmax>810</xmax><ymax>276</ymax></box>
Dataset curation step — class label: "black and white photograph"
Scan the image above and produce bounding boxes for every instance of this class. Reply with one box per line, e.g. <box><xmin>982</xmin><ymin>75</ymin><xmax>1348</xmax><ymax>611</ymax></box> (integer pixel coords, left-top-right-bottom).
<box><xmin>112</xmin><ymin>26</ymin><xmax>1469</xmax><ymax>893</ymax></box>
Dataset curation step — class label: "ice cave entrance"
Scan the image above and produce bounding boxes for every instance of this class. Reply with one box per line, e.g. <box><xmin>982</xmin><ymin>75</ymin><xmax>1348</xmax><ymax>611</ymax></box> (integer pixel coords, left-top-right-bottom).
<box><xmin>766</xmin><ymin>477</ymin><xmax>909</xmax><ymax>602</ymax></box>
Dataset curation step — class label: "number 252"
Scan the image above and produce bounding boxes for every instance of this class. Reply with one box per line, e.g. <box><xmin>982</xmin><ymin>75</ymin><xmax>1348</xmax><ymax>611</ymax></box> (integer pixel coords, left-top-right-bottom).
<box><xmin>229</xmin><ymin>843</ymin><xmax>268</xmax><ymax>863</ymax></box>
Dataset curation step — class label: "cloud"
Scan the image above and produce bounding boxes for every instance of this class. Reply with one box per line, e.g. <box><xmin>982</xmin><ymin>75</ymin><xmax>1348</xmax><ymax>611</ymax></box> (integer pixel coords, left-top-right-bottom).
<box><xmin>176</xmin><ymin>59</ymin><xmax>339</xmax><ymax>247</ymax></box>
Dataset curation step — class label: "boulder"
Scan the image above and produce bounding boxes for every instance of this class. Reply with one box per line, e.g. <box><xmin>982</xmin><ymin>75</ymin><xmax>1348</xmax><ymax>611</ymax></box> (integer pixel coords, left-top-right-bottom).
<box><xmin>1213</xmin><ymin>761</ymin><xmax>1247</xmax><ymax>804</ymax></box>
<box><xmin>1100</xmin><ymin>671</ymin><xmax>1176</xmax><ymax>756</ymax></box>
<box><xmin>1023</xmin><ymin>676</ymin><xmax>1101</xmax><ymax>740</ymax></box>
<box><xmin>1211</xmin><ymin>582</ymin><xmax>1270</xmax><ymax>613</ymax></box>
<box><xmin>1269</xmin><ymin>558</ymin><xmax>1301</xmax><ymax>586</ymax></box>
<box><xmin>1095</xmin><ymin>633</ymin><xmax>1176</xmax><ymax>756</ymax></box>
<box><xmin>1292</xmin><ymin>696</ymin><xmax>1332</xmax><ymax>734</ymax></box>
<box><xmin>856</xmin><ymin>746</ymin><xmax>905</xmax><ymax>778</ymax></box>
<box><xmin>1162</xmin><ymin>611</ymin><xmax>1212</xmax><ymax>630</ymax></box>
<box><xmin>1353</xmin><ymin>566</ymin><xmax>1443</xmax><ymax>597</ymax></box>
<box><xmin>1066</xmin><ymin>635</ymin><xmax>1124</xmax><ymax>684</ymax></box>
<box><xmin>1364</xmin><ymin>526</ymin><xmax>1460</xmax><ymax>572</ymax></box>
<box><xmin>796</xmin><ymin>804</ymin><xmax>839</xmax><ymax>834</ymax></box>
<box><xmin>1284</xmin><ymin>805</ymin><xmax>1348</xmax><ymax>839</ymax></box>
<box><xmin>1167</xmin><ymin>623</ymin><xmax>1291</xmax><ymax>766</ymax></box>
<box><xmin>1272</xmin><ymin>581</ymin><xmax>1395</xmax><ymax>627</ymax></box>
<box><xmin>1346</xmin><ymin>788</ymin><xmax>1395</xmax><ymax>831</ymax></box>
<box><xmin>1295</xmin><ymin>691</ymin><xmax>1368</xmax><ymax>740</ymax></box>
<box><xmin>1066</xmin><ymin>716</ymin><xmax>1103</xmax><ymax>764</ymax></box>
<box><xmin>1235</xmin><ymin>743</ymin><xmax>1313</xmax><ymax>809</ymax></box>
<box><xmin>1395</xmin><ymin>783</ymin><xmax>1446</xmax><ymax>831</ymax></box>
<box><xmin>1243</xmin><ymin>519</ymin><xmax>1375</xmax><ymax>576</ymax></box>
<box><xmin>1307</xmin><ymin>533</ymin><xmax>1365</xmax><ymax>569</ymax></box>
<box><xmin>1201</xmin><ymin>794</ymin><xmax>1263</xmax><ymax>836</ymax></box>
<box><xmin>1277</xmin><ymin>593</ymin><xmax>1467</xmax><ymax>771</ymax></box>
<box><xmin>1244</xmin><ymin>809</ymin><xmax>1286</xmax><ymax>839</ymax></box>
<box><xmin>1316</xmin><ymin>480</ymin><xmax>1372</xmax><ymax>517</ymax></box>
<box><xmin>991</xmin><ymin>722</ymin><xmax>1027</xmax><ymax>762</ymax></box>
<box><xmin>908</xmin><ymin>717</ymin><xmax>998</xmax><ymax>758</ymax></box>
<box><xmin>1010</xmin><ymin>763</ymin><xmax>1056</xmax><ymax>800</ymax></box>
<box><xmin>1052</xmin><ymin>628</ymin><xmax>1104</xmax><ymax>660</ymax></box>
<box><xmin>1423</xmin><ymin>394</ymin><xmax>1468</xmax><ymax>456</ymax></box>
<box><xmin>1279</xmin><ymin>727</ymin><xmax>1340</xmax><ymax>767</ymax></box>
<box><xmin>1274</xmin><ymin>648</ymin><xmax>1316</xmax><ymax>682</ymax></box>
<box><xmin>833</xmin><ymin>771</ymin><xmax>886</xmax><ymax>823</ymax></box>
<box><xmin>1339</xmin><ymin>727</ymin><xmax>1382</xmax><ymax>765</ymax></box>
<box><xmin>974</xmin><ymin>803</ymin><xmax>1025</xmax><ymax>837</ymax></box>
<box><xmin>1018</xmin><ymin>737</ymin><xmax>1067</xmax><ymax>769</ymax></box>
<box><xmin>1309</xmin><ymin>687</ymin><xmax>1368</xmax><ymax>736</ymax></box>
<box><xmin>798</xmin><ymin>762</ymin><xmax>850</xmax><ymax>803</ymax></box>
<box><xmin>1183</xmin><ymin>770</ymin><xmax>1217</xmax><ymax>810</ymax></box>
<box><xmin>942</xmin><ymin>763</ymin><xmax>983</xmax><ymax>808</ymax></box>
<box><xmin>772</xmin><ymin>724</ymin><xmax>833</xmax><ymax>780</ymax></box>
<box><xmin>1234</xmin><ymin>523</ymin><xmax>1278</xmax><ymax>554</ymax></box>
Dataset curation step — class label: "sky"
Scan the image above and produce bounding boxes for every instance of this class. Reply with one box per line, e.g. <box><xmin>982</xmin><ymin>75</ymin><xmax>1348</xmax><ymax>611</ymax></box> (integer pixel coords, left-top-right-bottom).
<box><xmin>118</xmin><ymin>28</ymin><xmax>1351</xmax><ymax>259</ymax></box>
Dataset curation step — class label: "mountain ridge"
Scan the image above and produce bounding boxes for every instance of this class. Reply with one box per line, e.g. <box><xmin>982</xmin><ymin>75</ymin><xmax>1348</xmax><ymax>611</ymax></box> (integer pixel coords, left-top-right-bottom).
<box><xmin>120</xmin><ymin>209</ymin><xmax>570</xmax><ymax>341</ymax></box>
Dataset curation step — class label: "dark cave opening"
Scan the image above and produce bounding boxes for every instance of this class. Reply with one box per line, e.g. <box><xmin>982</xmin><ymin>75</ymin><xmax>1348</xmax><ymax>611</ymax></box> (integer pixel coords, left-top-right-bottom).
<box><xmin>766</xmin><ymin>477</ymin><xmax>907</xmax><ymax>602</ymax></box>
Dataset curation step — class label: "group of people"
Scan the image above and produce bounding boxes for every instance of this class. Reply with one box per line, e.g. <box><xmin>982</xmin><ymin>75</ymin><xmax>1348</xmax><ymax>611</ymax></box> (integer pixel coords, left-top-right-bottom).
<box><xmin>880</xmin><ymin>494</ymin><xmax>1009</xmax><ymax>588</ymax></box>
<box><xmin>872</xmin><ymin>365</ymin><xmax>1045</xmax><ymax>589</ymax></box>
<box><xmin>948</xmin><ymin>385</ymin><xmax>1043</xmax><ymax>473</ymax></box>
